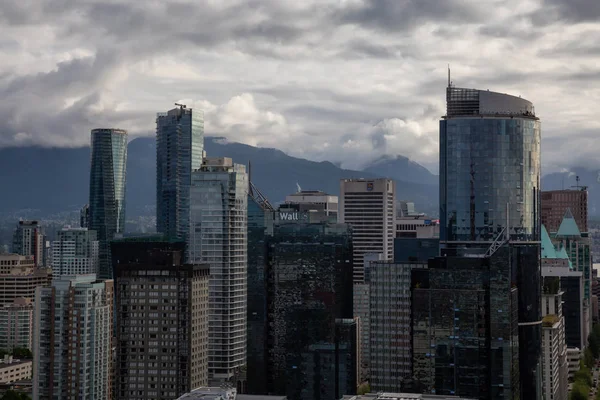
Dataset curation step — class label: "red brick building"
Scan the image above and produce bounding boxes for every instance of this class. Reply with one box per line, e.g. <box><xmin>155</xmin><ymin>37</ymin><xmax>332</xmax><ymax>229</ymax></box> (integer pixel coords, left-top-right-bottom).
<box><xmin>541</xmin><ymin>189</ymin><xmax>588</xmax><ymax>233</ymax></box>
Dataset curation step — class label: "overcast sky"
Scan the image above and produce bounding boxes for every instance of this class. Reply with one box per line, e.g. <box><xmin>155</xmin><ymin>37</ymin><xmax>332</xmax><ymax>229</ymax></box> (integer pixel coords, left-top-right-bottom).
<box><xmin>0</xmin><ymin>0</ymin><xmax>599</xmax><ymax>173</ymax></box>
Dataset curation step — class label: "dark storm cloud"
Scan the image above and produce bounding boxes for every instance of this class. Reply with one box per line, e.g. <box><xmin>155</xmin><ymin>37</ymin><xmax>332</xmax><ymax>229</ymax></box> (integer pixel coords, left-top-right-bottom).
<box><xmin>335</xmin><ymin>0</ymin><xmax>486</xmax><ymax>32</ymax></box>
<box><xmin>541</xmin><ymin>0</ymin><xmax>600</xmax><ymax>22</ymax></box>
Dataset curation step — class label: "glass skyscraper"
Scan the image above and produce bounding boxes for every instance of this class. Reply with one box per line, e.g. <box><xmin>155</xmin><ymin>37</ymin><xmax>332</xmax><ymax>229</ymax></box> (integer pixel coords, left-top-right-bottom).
<box><xmin>88</xmin><ymin>128</ymin><xmax>127</xmax><ymax>280</ymax></box>
<box><xmin>438</xmin><ymin>83</ymin><xmax>542</xmax><ymax>399</ymax></box>
<box><xmin>156</xmin><ymin>106</ymin><xmax>204</xmax><ymax>241</ymax></box>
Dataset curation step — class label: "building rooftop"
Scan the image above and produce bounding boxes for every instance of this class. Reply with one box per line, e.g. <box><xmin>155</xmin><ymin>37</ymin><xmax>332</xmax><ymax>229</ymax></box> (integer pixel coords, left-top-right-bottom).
<box><xmin>556</xmin><ymin>208</ymin><xmax>582</xmax><ymax>238</ymax></box>
<box><xmin>176</xmin><ymin>388</ymin><xmax>286</xmax><ymax>400</ymax></box>
<box><xmin>542</xmin><ymin>314</ymin><xmax>560</xmax><ymax>328</ymax></box>
<box><xmin>343</xmin><ymin>393</ymin><xmax>475</xmax><ymax>400</ymax></box>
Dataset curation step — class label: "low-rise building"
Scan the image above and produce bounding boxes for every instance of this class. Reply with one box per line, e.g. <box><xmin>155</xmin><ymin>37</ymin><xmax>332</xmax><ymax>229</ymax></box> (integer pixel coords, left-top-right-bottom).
<box><xmin>0</xmin><ymin>356</ymin><xmax>32</xmax><ymax>384</ymax></box>
<box><xmin>566</xmin><ymin>348</ymin><xmax>581</xmax><ymax>380</ymax></box>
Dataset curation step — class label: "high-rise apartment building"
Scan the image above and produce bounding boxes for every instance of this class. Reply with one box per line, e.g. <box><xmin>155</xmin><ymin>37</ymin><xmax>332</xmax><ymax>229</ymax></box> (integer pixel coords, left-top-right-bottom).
<box><xmin>340</xmin><ymin>178</ymin><xmax>396</xmax><ymax>282</ymax></box>
<box><xmin>189</xmin><ymin>157</ymin><xmax>248</xmax><ymax>385</ymax></box>
<box><xmin>156</xmin><ymin>105</ymin><xmax>204</xmax><ymax>241</ymax></box>
<box><xmin>80</xmin><ymin>204</ymin><xmax>90</xmax><ymax>228</ymax></box>
<box><xmin>51</xmin><ymin>227</ymin><xmax>99</xmax><ymax>277</ymax></box>
<box><xmin>112</xmin><ymin>239</ymin><xmax>210</xmax><ymax>399</ymax></box>
<box><xmin>12</xmin><ymin>220</ymin><xmax>45</xmax><ymax>267</ymax></box>
<box><xmin>369</xmin><ymin>261</ymin><xmax>415</xmax><ymax>392</ymax></box>
<box><xmin>265</xmin><ymin>222</ymin><xmax>355</xmax><ymax>400</ymax></box>
<box><xmin>89</xmin><ymin>128</ymin><xmax>127</xmax><ymax>280</ymax></box>
<box><xmin>439</xmin><ymin>83</ymin><xmax>542</xmax><ymax>399</ymax></box>
<box><xmin>0</xmin><ymin>297</ymin><xmax>34</xmax><ymax>351</ymax></box>
<box><xmin>0</xmin><ymin>254</ymin><xmax>51</xmax><ymax>306</ymax></box>
<box><xmin>541</xmin><ymin>189</ymin><xmax>588</xmax><ymax>234</ymax></box>
<box><xmin>33</xmin><ymin>274</ymin><xmax>113</xmax><ymax>400</ymax></box>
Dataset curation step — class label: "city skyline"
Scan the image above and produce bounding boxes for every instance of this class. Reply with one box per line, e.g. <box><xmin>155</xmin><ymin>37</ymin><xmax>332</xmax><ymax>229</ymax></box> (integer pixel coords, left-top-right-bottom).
<box><xmin>0</xmin><ymin>0</ymin><xmax>599</xmax><ymax>174</ymax></box>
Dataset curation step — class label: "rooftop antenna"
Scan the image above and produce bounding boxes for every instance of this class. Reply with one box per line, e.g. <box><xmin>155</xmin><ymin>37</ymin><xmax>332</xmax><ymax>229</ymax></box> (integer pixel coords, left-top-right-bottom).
<box><xmin>570</xmin><ymin>175</ymin><xmax>588</xmax><ymax>191</ymax></box>
<box><xmin>296</xmin><ymin>182</ymin><xmax>302</xmax><ymax>193</ymax></box>
<box><xmin>448</xmin><ymin>64</ymin><xmax>451</xmax><ymax>87</ymax></box>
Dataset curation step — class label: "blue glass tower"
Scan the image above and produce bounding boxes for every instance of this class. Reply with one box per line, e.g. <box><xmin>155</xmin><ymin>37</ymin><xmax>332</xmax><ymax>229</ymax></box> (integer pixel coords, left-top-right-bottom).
<box><xmin>438</xmin><ymin>83</ymin><xmax>542</xmax><ymax>399</ymax></box>
<box><xmin>156</xmin><ymin>105</ymin><xmax>204</xmax><ymax>242</ymax></box>
<box><xmin>89</xmin><ymin>128</ymin><xmax>127</xmax><ymax>280</ymax></box>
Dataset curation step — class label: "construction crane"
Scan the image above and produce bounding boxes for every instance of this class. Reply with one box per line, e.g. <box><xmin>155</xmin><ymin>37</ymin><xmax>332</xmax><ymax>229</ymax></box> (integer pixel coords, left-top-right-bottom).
<box><xmin>174</xmin><ymin>103</ymin><xmax>186</xmax><ymax>109</ymax></box>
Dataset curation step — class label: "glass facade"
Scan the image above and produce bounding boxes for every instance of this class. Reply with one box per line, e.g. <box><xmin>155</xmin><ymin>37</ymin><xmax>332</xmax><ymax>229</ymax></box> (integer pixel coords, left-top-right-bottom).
<box><xmin>189</xmin><ymin>158</ymin><xmax>247</xmax><ymax>384</ymax></box>
<box><xmin>246</xmin><ymin>190</ymin><xmax>274</xmax><ymax>394</ymax></box>
<box><xmin>89</xmin><ymin>128</ymin><xmax>127</xmax><ymax>280</ymax></box>
<box><xmin>440</xmin><ymin>117</ymin><xmax>541</xmax><ymax>242</ymax></box>
<box><xmin>412</xmin><ymin>248</ymin><xmax>520</xmax><ymax>400</ymax></box>
<box><xmin>266</xmin><ymin>222</ymin><xmax>354</xmax><ymax>400</ymax></box>
<box><xmin>439</xmin><ymin>86</ymin><xmax>542</xmax><ymax>399</ymax></box>
<box><xmin>156</xmin><ymin>107</ymin><xmax>204</xmax><ymax>242</ymax></box>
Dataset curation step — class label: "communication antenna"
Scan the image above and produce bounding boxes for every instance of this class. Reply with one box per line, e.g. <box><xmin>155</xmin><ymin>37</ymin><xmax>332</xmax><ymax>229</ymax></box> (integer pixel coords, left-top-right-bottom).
<box><xmin>296</xmin><ymin>182</ymin><xmax>302</xmax><ymax>193</ymax></box>
<box><xmin>571</xmin><ymin>175</ymin><xmax>588</xmax><ymax>191</ymax></box>
<box><xmin>448</xmin><ymin>64</ymin><xmax>451</xmax><ymax>87</ymax></box>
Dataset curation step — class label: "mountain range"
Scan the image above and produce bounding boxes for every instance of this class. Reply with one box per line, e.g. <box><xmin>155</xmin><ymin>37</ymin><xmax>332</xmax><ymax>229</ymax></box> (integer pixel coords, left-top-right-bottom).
<box><xmin>0</xmin><ymin>137</ymin><xmax>440</xmax><ymax>218</ymax></box>
<box><xmin>1</xmin><ymin>136</ymin><xmax>598</xmax><ymax>219</ymax></box>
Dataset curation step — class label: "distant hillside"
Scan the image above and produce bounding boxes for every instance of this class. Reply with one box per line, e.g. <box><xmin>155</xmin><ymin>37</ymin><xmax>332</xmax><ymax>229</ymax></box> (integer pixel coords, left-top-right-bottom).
<box><xmin>363</xmin><ymin>155</ymin><xmax>438</xmax><ymax>186</ymax></box>
<box><xmin>0</xmin><ymin>137</ymin><xmax>440</xmax><ymax>217</ymax></box>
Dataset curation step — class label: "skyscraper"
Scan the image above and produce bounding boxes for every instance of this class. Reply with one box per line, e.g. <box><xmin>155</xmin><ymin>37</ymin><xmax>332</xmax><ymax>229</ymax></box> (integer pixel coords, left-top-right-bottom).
<box><xmin>265</xmin><ymin>221</ymin><xmax>355</xmax><ymax>400</ymax></box>
<box><xmin>439</xmin><ymin>82</ymin><xmax>542</xmax><ymax>398</ymax></box>
<box><xmin>12</xmin><ymin>220</ymin><xmax>45</xmax><ymax>267</ymax></box>
<box><xmin>369</xmin><ymin>261</ymin><xmax>415</xmax><ymax>392</ymax></box>
<box><xmin>156</xmin><ymin>105</ymin><xmax>204</xmax><ymax>241</ymax></box>
<box><xmin>112</xmin><ymin>239</ymin><xmax>210</xmax><ymax>399</ymax></box>
<box><xmin>51</xmin><ymin>227</ymin><xmax>99</xmax><ymax>277</ymax></box>
<box><xmin>89</xmin><ymin>128</ymin><xmax>127</xmax><ymax>280</ymax></box>
<box><xmin>340</xmin><ymin>178</ymin><xmax>396</xmax><ymax>282</ymax></box>
<box><xmin>33</xmin><ymin>274</ymin><xmax>113</xmax><ymax>400</ymax></box>
<box><xmin>189</xmin><ymin>157</ymin><xmax>248</xmax><ymax>385</ymax></box>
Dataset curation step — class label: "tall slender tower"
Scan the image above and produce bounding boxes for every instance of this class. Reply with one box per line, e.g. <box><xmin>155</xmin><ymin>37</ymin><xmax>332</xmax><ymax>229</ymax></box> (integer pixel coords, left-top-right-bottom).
<box><xmin>438</xmin><ymin>82</ymin><xmax>542</xmax><ymax>398</ymax></box>
<box><xmin>189</xmin><ymin>157</ymin><xmax>248</xmax><ymax>385</ymax></box>
<box><xmin>156</xmin><ymin>105</ymin><xmax>204</xmax><ymax>241</ymax></box>
<box><xmin>88</xmin><ymin>128</ymin><xmax>127</xmax><ymax>280</ymax></box>
<box><xmin>12</xmin><ymin>220</ymin><xmax>45</xmax><ymax>267</ymax></box>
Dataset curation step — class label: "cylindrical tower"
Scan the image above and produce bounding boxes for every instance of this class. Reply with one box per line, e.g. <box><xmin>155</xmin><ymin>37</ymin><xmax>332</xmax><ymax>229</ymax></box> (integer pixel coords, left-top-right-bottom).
<box><xmin>89</xmin><ymin>128</ymin><xmax>127</xmax><ymax>280</ymax></box>
<box><xmin>440</xmin><ymin>86</ymin><xmax>542</xmax><ymax>399</ymax></box>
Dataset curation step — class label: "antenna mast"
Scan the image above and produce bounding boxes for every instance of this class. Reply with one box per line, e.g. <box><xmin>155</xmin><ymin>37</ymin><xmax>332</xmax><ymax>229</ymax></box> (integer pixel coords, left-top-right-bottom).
<box><xmin>448</xmin><ymin>64</ymin><xmax>451</xmax><ymax>87</ymax></box>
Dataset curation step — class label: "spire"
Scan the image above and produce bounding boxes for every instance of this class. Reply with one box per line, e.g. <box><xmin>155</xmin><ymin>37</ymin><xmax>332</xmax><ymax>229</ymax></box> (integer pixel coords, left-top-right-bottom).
<box><xmin>541</xmin><ymin>225</ymin><xmax>556</xmax><ymax>259</ymax></box>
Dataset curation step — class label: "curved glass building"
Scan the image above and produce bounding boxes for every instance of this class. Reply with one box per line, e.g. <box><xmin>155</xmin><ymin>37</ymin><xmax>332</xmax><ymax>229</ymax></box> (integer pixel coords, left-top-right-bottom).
<box><xmin>89</xmin><ymin>128</ymin><xmax>127</xmax><ymax>280</ymax></box>
<box><xmin>439</xmin><ymin>86</ymin><xmax>542</xmax><ymax>399</ymax></box>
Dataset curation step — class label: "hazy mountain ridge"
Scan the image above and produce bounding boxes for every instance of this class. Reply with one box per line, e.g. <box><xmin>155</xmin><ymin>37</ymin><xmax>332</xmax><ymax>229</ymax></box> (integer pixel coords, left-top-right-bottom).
<box><xmin>0</xmin><ymin>137</ymin><xmax>440</xmax><ymax>217</ymax></box>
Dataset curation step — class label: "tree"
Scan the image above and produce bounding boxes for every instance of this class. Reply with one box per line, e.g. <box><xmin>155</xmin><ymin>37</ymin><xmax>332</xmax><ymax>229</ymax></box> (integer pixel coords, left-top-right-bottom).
<box><xmin>0</xmin><ymin>390</ymin><xmax>31</xmax><ymax>400</ymax></box>
<box><xmin>574</xmin><ymin>363</ymin><xmax>592</xmax><ymax>388</ymax></box>
<box><xmin>584</xmin><ymin>347</ymin><xmax>595</xmax><ymax>369</ymax></box>
<box><xmin>357</xmin><ymin>383</ymin><xmax>370</xmax><ymax>395</ymax></box>
<box><xmin>570</xmin><ymin>382</ymin><xmax>589</xmax><ymax>400</ymax></box>
<box><xmin>10</xmin><ymin>348</ymin><xmax>32</xmax><ymax>359</ymax></box>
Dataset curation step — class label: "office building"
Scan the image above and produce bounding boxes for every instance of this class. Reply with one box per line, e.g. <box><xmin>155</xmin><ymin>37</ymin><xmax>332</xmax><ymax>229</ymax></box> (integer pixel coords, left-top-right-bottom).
<box><xmin>0</xmin><ymin>357</ymin><xmax>32</xmax><ymax>384</ymax></box>
<box><xmin>440</xmin><ymin>82</ymin><xmax>541</xmax><ymax>399</ymax></box>
<box><xmin>51</xmin><ymin>227</ymin><xmax>99</xmax><ymax>277</ymax></box>
<box><xmin>88</xmin><ymin>128</ymin><xmax>127</xmax><ymax>279</ymax></box>
<box><xmin>282</xmin><ymin>190</ymin><xmax>338</xmax><ymax>222</ymax></box>
<box><xmin>247</xmin><ymin>182</ymin><xmax>274</xmax><ymax>395</ymax></box>
<box><xmin>80</xmin><ymin>204</ymin><xmax>90</xmax><ymax>228</ymax></box>
<box><xmin>369</xmin><ymin>261</ymin><xmax>415</xmax><ymax>392</ymax></box>
<box><xmin>340</xmin><ymin>178</ymin><xmax>396</xmax><ymax>282</ymax></box>
<box><xmin>396</xmin><ymin>216</ymin><xmax>439</xmax><ymax>239</ymax></box>
<box><xmin>540</xmin><ymin>274</ymin><xmax>568</xmax><ymax>400</ymax></box>
<box><xmin>112</xmin><ymin>239</ymin><xmax>210</xmax><ymax>399</ymax></box>
<box><xmin>12</xmin><ymin>220</ymin><xmax>44</xmax><ymax>267</ymax></box>
<box><xmin>0</xmin><ymin>254</ymin><xmax>51</xmax><ymax>306</ymax></box>
<box><xmin>354</xmin><ymin>253</ymin><xmax>384</xmax><ymax>384</ymax></box>
<box><xmin>189</xmin><ymin>157</ymin><xmax>248</xmax><ymax>385</ymax></box>
<box><xmin>33</xmin><ymin>274</ymin><xmax>113</xmax><ymax>400</ymax></box>
<box><xmin>393</xmin><ymin>237</ymin><xmax>439</xmax><ymax>264</ymax></box>
<box><xmin>566</xmin><ymin>348</ymin><xmax>581</xmax><ymax>380</ymax></box>
<box><xmin>265</xmin><ymin>222</ymin><xmax>355</xmax><ymax>400</ymax></box>
<box><xmin>0</xmin><ymin>298</ymin><xmax>33</xmax><ymax>351</ymax></box>
<box><xmin>541</xmin><ymin>189</ymin><xmax>588</xmax><ymax>233</ymax></box>
<box><xmin>549</xmin><ymin>209</ymin><xmax>592</xmax><ymax>339</ymax></box>
<box><xmin>156</xmin><ymin>105</ymin><xmax>204</xmax><ymax>241</ymax></box>
<box><xmin>412</xmin><ymin>248</ymin><xmax>520</xmax><ymax>399</ymax></box>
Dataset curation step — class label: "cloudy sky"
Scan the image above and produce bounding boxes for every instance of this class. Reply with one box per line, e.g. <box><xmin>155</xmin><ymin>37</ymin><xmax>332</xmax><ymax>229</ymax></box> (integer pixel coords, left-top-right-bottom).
<box><xmin>0</xmin><ymin>0</ymin><xmax>599</xmax><ymax>173</ymax></box>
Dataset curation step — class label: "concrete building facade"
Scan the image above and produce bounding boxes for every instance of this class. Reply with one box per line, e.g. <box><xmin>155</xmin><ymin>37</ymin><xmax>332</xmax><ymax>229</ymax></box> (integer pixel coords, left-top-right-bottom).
<box><xmin>52</xmin><ymin>227</ymin><xmax>99</xmax><ymax>277</ymax></box>
<box><xmin>339</xmin><ymin>178</ymin><xmax>396</xmax><ymax>283</ymax></box>
<box><xmin>0</xmin><ymin>298</ymin><xmax>34</xmax><ymax>351</ymax></box>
